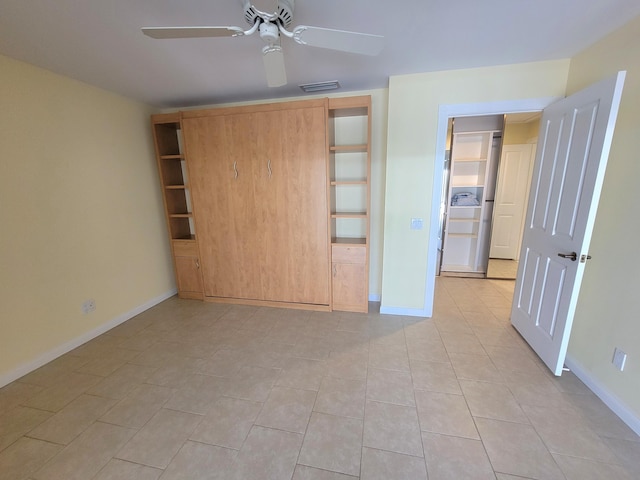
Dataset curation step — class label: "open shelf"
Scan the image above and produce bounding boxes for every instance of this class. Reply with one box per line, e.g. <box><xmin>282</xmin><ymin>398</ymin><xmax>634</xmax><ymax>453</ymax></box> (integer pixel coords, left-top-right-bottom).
<box><xmin>331</xmin><ymin>211</ymin><xmax>367</xmax><ymax>218</ymax></box>
<box><xmin>331</xmin><ymin>180</ymin><xmax>367</xmax><ymax>186</ymax></box>
<box><xmin>330</xmin><ymin>144</ymin><xmax>368</xmax><ymax>153</ymax></box>
<box><xmin>332</xmin><ymin>237</ymin><xmax>367</xmax><ymax>245</ymax></box>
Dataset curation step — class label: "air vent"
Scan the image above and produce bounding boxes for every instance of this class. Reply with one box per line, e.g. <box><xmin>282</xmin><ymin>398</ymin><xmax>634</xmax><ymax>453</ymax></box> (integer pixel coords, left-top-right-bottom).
<box><xmin>299</xmin><ymin>80</ymin><xmax>341</xmax><ymax>93</ymax></box>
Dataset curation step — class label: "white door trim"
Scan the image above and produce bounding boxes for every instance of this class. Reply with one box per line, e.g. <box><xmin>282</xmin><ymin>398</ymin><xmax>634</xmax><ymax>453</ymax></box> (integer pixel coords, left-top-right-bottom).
<box><xmin>421</xmin><ymin>97</ymin><xmax>560</xmax><ymax>317</ymax></box>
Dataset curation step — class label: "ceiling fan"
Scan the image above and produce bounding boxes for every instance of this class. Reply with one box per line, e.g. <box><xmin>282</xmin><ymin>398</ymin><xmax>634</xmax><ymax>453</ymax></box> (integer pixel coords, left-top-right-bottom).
<box><xmin>142</xmin><ymin>0</ymin><xmax>384</xmax><ymax>88</ymax></box>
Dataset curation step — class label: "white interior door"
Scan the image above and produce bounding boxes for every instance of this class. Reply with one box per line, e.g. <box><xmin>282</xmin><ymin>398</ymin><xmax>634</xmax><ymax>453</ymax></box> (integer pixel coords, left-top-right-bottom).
<box><xmin>489</xmin><ymin>144</ymin><xmax>534</xmax><ymax>259</ymax></box>
<box><xmin>511</xmin><ymin>71</ymin><xmax>626</xmax><ymax>376</ymax></box>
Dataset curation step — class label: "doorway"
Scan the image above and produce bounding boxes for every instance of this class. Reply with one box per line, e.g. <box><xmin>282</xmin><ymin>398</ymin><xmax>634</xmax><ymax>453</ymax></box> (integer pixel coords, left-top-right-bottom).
<box><xmin>486</xmin><ymin>112</ymin><xmax>540</xmax><ymax>279</ymax></box>
<box><xmin>423</xmin><ymin>96</ymin><xmax>556</xmax><ymax>317</ymax></box>
<box><xmin>427</xmin><ymin>73</ymin><xmax>625</xmax><ymax>374</ymax></box>
<box><xmin>438</xmin><ymin>112</ymin><xmax>541</xmax><ymax>280</ymax></box>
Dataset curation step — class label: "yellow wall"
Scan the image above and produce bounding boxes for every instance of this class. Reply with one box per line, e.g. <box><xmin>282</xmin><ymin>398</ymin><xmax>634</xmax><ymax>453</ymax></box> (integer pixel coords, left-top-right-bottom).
<box><xmin>381</xmin><ymin>60</ymin><xmax>570</xmax><ymax>310</ymax></box>
<box><xmin>503</xmin><ymin>119</ymin><xmax>540</xmax><ymax>145</ymax></box>
<box><xmin>0</xmin><ymin>55</ymin><xmax>175</xmax><ymax>383</ymax></box>
<box><xmin>564</xmin><ymin>15</ymin><xmax>640</xmax><ymax>418</ymax></box>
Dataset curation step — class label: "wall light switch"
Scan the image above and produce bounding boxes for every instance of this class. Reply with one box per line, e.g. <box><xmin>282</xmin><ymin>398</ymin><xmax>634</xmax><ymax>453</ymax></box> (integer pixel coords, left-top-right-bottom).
<box><xmin>613</xmin><ymin>347</ymin><xmax>627</xmax><ymax>371</ymax></box>
<box><xmin>410</xmin><ymin>218</ymin><xmax>424</xmax><ymax>230</ymax></box>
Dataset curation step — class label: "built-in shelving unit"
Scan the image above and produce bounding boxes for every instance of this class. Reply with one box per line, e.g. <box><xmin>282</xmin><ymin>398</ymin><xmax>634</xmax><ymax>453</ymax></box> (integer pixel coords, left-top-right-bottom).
<box><xmin>441</xmin><ymin>130</ymin><xmax>496</xmax><ymax>274</ymax></box>
<box><xmin>151</xmin><ymin>113</ymin><xmax>203</xmax><ymax>299</ymax></box>
<box><xmin>327</xmin><ymin>96</ymin><xmax>371</xmax><ymax>312</ymax></box>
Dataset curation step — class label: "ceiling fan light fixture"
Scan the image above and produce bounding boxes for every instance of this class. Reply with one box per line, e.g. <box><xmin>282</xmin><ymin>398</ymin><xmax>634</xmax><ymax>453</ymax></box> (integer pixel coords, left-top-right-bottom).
<box><xmin>299</xmin><ymin>80</ymin><xmax>341</xmax><ymax>93</ymax></box>
<box><xmin>262</xmin><ymin>44</ymin><xmax>287</xmax><ymax>87</ymax></box>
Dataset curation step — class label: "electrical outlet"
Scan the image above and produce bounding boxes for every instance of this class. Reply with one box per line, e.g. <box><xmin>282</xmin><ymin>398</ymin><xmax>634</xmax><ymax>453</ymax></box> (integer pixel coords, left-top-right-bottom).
<box><xmin>612</xmin><ymin>347</ymin><xmax>627</xmax><ymax>371</ymax></box>
<box><xmin>410</xmin><ymin>218</ymin><xmax>424</xmax><ymax>230</ymax></box>
<box><xmin>82</xmin><ymin>299</ymin><xmax>96</xmax><ymax>314</ymax></box>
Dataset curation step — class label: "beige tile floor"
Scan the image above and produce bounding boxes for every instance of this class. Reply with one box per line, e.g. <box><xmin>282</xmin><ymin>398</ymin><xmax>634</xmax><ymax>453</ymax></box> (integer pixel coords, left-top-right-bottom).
<box><xmin>486</xmin><ymin>259</ymin><xmax>519</xmax><ymax>280</ymax></box>
<box><xmin>1</xmin><ymin>277</ymin><xmax>639</xmax><ymax>479</ymax></box>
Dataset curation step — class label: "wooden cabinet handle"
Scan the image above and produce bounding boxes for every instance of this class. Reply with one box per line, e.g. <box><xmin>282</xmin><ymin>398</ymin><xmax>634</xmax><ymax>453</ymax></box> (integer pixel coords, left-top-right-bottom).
<box><xmin>233</xmin><ymin>161</ymin><xmax>238</xmax><ymax>179</ymax></box>
<box><xmin>267</xmin><ymin>159</ymin><xmax>272</xmax><ymax>178</ymax></box>
<box><xmin>333</xmin><ymin>265</ymin><xmax>337</xmax><ymax>277</ymax></box>
<box><xmin>195</xmin><ymin>259</ymin><xmax>200</xmax><ymax>269</ymax></box>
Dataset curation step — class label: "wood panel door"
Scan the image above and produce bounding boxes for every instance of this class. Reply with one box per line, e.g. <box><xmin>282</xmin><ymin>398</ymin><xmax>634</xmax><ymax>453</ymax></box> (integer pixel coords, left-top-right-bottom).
<box><xmin>489</xmin><ymin>144</ymin><xmax>534</xmax><ymax>260</ymax></box>
<box><xmin>184</xmin><ymin>104</ymin><xmax>329</xmax><ymax>306</ymax></box>
<box><xmin>184</xmin><ymin>114</ymin><xmax>263</xmax><ymax>300</ymax></box>
<box><xmin>258</xmin><ymin>106</ymin><xmax>330</xmax><ymax>305</ymax></box>
<box><xmin>174</xmin><ymin>255</ymin><xmax>203</xmax><ymax>294</ymax></box>
<box><xmin>223</xmin><ymin>112</ymin><xmax>264</xmax><ymax>300</ymax></box>
<box><xmin>511</xmin><ymin>72</ymin><xmax>625</xmax><ymax>375</ymax></box>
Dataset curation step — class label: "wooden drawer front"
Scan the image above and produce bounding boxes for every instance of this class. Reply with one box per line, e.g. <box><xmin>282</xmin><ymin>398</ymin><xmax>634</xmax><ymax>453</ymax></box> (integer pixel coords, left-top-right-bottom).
<box><xmin>173</xmin><ymin>240</ymin><xmax>198</xmax><ymax>257</ymax></box>
<box><xmin>332</xmin><ymin>245</ymin><xmax>366</xmax><ymax>264</ymax></box>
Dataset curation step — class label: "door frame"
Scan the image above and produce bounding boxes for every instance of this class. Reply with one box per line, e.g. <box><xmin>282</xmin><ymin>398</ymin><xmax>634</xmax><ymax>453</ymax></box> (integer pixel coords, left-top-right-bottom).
<box><xmin>424</xmin><ymin>97</ymin><xmax>560</xmax><ymax>316</ymax></box>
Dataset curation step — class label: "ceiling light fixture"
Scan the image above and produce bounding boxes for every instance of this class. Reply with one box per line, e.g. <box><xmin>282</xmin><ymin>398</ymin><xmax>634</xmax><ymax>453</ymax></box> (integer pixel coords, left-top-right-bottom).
<box><xmin>299</xmin><ymin>80</ymin><xmax>341</xmax><ymax>93</ymax></box>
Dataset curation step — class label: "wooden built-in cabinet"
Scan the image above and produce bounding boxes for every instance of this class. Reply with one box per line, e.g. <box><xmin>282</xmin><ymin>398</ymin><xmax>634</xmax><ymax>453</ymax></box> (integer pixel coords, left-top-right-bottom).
<box><xmin>151</xmin><ymin>113</ymin><xmax>203</xmax><ymax>299</ymax></box>
<box><xmin>331</xmin><ymin>245</ymin><xmax>368</xmax><ymax>312</ymax></box>
<box><xmin>151</xmin><ymin>96</ymin><xmax>371</xmax><ymax>312</ymax></box>
<box><xmin>182</xmin><ymin>100</ymin><xmax>330</xmax><ymax>308</ymax></box>
<box><xmin>173</xmin><ymin>240</ymin><xmax>203</xmax><ymax>295</ymax></box>
<box><xmin>328</xmin><ymin>97</ymin><xmax>371</xmax><ymax>313</ymax></box>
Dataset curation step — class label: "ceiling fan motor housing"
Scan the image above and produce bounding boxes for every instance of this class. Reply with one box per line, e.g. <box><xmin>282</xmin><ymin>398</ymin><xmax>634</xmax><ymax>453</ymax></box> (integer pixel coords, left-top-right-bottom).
<box><xmin>242</xmin><ymin>0</ymin><xmax>294</xmax><ymax>28</ymax></box>
<box><xmin>259</xmin><ymin>22</ymin><xmax>280</xmax><ymax>44</ymax></box>
<box><xmin>276</xmin><ymin>0</ymin><xmax>294</xmax><ymax>28</ymax></box>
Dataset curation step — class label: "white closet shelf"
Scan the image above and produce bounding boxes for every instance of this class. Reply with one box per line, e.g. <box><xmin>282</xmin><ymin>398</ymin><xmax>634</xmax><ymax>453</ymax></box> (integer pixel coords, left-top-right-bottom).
<box><xmin>448</xmin><ymin>218</ymin><xmax>480</xmax><ymax>223</ymax></box>
<box><xmin>448</xmin><ymin>233</ymin><xmax>479</xmax><ymax>238</ymax></box>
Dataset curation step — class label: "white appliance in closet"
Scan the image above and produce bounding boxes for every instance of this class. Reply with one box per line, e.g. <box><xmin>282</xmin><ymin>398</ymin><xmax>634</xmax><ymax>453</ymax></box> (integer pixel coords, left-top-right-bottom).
<box><xmin>441</xmin><ymin>116</ymin><xmax>503</xmax><ymax>275</ymax></box>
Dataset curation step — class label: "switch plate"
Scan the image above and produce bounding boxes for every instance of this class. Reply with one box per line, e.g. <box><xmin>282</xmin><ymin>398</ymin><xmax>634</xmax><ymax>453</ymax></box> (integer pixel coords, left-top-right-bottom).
<box><xmin>613</xmin><ymin>347</ymin><xmax>627</xmax><ymax>371</ymax></box>
<box><xmin>82</xmin><ymin>299</ymin><xmax>96</xmax><ymax>314</ymax></box>
<box><xmin>410</xmin><ymin>218</ymin><xmax>424</xmax><ymax>230</ymax></box>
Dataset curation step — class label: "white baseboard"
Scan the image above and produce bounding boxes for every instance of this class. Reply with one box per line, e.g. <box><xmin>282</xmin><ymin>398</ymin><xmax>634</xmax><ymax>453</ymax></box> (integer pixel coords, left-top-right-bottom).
<box><xmin>379</xmin><ymin>305</ymin><xmax>430</xmax><ymax>317</ymax></box>
<box><xmin>565</xmin><ymin>354</ymin><xmax>640</xmax><ymax>437</ymax></box>
<box><xmin>0</xmin><ymin>289</ymin><xmax>177</xmax><ymax>388</ymax></box>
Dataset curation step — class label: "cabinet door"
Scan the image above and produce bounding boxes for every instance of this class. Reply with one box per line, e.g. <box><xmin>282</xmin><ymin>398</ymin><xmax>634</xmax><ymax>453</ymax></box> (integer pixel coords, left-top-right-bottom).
<box><xmin>174</xmin><ymin>256</ymin><xmax>203</xmax><ymax>294</ymax></box>
<box><xmin>258</xmin><ymin>106</ymin><xmax>330</xmax><ymax>305</ymax></box>
<box><xmin>184</xmin><ymin>105</ymin><xmax>329</xmax><ymax>306</ymax></box>
<box><xmin>184</xmin><ymin>114</ymin><xmax>262</xmax><ymax>300</ymax></box>
<box><xmin>332</xmin><ymin>262</ymin><xmax>367</xmax><ymax>312</ymax></box>
<box><xmin>223</xmin><ymin>112</ymin><xmax>264</xmax><ymax>300</ymax></box>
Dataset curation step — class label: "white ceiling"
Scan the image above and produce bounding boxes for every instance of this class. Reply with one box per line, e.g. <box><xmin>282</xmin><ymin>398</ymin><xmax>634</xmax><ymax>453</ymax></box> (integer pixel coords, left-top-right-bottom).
<box><xmin>2</xmin><ymin>0</ymin><xmax>639</xmax><ymax>108</ymax></box>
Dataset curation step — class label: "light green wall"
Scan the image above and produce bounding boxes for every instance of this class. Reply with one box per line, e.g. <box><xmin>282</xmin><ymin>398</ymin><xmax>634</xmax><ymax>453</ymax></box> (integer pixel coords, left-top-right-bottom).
<box><xmin>381</xmin><ymin>60</ymin><xmax>570</xmax><ymax>310</ymax></box>
<box><xmin>565</xmin><ymin>16</ymin><xmax>640</xmax><ymax>418</ymax></box>
<box><xmin>0</xmin><ymin>55</ymin><xmax>174</xmax><ymax>382</ymax></box>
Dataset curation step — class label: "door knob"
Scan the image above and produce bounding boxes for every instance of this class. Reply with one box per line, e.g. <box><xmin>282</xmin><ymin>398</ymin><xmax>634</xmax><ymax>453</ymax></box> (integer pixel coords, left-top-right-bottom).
<box><xmin>557</xmin><ymin>252</ymin><xmax>577</xmax><ymax>261</ymax></box>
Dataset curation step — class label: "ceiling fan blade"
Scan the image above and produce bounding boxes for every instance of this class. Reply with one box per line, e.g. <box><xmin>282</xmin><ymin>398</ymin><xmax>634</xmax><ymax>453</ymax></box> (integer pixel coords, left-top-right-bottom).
<box><xmin>292</xmin><ymin>26</ymin><xmax>384</xmax><ymax>56</ymax></box>
<box><xmin>262</xmin><ymin>45</ymin><xmax>287</xmax><ymax>87</ymax></box>
<box><xmin>142</xmin><ymin>26</ymin><xmax>245</xmax><ymax>39</ymax></box>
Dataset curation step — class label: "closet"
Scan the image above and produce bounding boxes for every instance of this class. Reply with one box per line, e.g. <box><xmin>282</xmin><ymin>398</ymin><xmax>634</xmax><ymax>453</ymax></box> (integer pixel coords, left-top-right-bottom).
<box><xmin>441</xmin><ymin>115</ymin><xmax>503</xmax><ymax>275</ymax></box>
<box><xmin>151</xmin><ymin>96</ymin><xmax>372</xmax><ymax>311</ymax></box>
